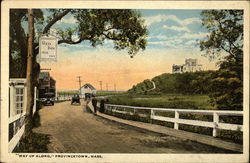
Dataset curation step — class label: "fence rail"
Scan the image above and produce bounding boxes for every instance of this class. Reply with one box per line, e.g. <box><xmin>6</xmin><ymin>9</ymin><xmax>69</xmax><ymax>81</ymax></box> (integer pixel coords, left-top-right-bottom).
<box><xmin>8</xmin><ymin>113</ymin><xmax>26</xmax><ymax>152</ymax></box>
<box><xmin>105</xmin><ymin>104</ymin><xmax>243</xmax><ymax>137</ymax></box>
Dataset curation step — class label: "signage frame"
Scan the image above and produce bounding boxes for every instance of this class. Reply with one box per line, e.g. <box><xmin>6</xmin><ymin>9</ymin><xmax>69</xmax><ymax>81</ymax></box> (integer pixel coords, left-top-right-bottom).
<box><xmin>38</xmin><ymin>36</ymin><xmax>58</xmax><ymax>61</ymax></box>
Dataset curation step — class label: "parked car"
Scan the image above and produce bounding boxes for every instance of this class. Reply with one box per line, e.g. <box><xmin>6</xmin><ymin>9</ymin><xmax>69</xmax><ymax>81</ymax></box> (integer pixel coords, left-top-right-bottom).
<box><xmin>43</xmin><ymin>98</ymin><xmax>54</xmax><ymax>106</ymax></box>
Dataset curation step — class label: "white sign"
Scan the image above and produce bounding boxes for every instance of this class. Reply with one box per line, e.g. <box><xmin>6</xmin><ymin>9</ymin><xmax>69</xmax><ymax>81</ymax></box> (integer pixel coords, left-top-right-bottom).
<box><xmin>39</xmin><ymin>36</ymin><xmax>57</xmax><ymax>61</ymax></box>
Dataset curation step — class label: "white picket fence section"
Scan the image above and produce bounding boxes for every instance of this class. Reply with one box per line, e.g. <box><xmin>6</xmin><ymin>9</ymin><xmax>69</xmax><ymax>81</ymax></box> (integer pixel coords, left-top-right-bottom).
<box><xmin>105</xmin><ymin>104</ymin><xmax>243</xmax><ymax>137</ymax></box>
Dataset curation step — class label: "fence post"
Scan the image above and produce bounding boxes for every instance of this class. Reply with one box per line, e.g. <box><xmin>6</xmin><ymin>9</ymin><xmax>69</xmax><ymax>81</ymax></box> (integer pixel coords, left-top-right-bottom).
<box><xmin>150</xmin><ymin>109</ymin><xmax>154</xmax><ymax>123</ymax></box>
<box><xmin>213</xmin><ymin>112</ymin><xmax>219</xmax><ymax>137</ymax></box>
<box><xmin>174</xmin><ymin>111</ymin><xmax>179</xmax><ymax>130</ymax></box>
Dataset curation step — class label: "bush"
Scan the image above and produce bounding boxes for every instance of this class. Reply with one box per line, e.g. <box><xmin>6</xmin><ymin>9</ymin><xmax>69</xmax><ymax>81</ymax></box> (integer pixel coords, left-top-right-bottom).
<box><xmin>13</xmin><ymin>132</ymin><xmax>50</xmax><ymax>153</ymax></box>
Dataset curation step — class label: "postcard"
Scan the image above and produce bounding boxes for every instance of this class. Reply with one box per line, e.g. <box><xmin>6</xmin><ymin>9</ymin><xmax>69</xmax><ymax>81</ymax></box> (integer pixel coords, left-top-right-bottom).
<box><xmin>1</xmin><ymin>0</ymin><xmax>249</xmax><ymax>162</ymax></box>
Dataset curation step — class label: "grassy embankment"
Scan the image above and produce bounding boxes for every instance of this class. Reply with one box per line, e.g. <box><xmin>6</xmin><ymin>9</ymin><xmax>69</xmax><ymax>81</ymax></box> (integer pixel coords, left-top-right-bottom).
<box><xmin>95</xmin><ymin>91</ymin><xmax>127</xmax><ymax>97</ymax></box>
<box><xmin>106</xmin><ymin>93</ymin><xmax>215</xmax><ymax>109</ymax></box>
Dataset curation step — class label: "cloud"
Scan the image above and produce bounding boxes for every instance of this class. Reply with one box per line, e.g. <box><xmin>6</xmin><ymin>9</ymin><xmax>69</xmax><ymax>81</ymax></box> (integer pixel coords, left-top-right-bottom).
<box><xmin>182</xmin><ymin>17</ymin><xmax>201</xmax><ymax>25</ymax></box>
<box><xmin>144</xmin><ymin>14</ymin><xmax>200</xmax><ymax>26</ymax></box>
<box><xmin>180</xmin><ymin>32</ymin><xmax>209</xmax><ymax>39</ymax></box>
<box><xmin>185</xmin><ymin>40</ymin><xmax>198</xmax><ymax>46</ymax></box>
<box><xmin>152</xmin><ymin>32</ymin><xmax>209</xmax><ymax>42</ymax></box>
<box><xmin>144</xmin><ymin>15</ymin><xmax>179</xmax><ymax>26</ymax></box>
<box><xmin>148</xmin><ymin>39</ymin><xmax>183</xmax><ymax>48</ymax></box>
<box><xmin>163</xmin><ymin>25</ymin><xmax>190</xmax><ymax>32</ymax></box>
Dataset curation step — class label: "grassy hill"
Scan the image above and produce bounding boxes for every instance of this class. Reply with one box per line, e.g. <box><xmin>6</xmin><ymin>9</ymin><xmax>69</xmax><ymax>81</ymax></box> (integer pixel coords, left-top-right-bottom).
<box><xmin>105</xmin><ymin>71</ymin><xmax>217</xmax><ymax>110</ymax></box>
<box><xmin>128</xmin><ymin>71</ymin><xmax>214</xmax><ymax>95</ymax></box>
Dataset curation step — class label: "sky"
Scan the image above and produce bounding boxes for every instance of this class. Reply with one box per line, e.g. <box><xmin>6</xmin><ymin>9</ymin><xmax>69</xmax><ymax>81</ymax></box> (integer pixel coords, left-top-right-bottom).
<box><xmin>39</xmin><ymin>9</ymin><xmax>219</xmax><ymax>91</ymax></box>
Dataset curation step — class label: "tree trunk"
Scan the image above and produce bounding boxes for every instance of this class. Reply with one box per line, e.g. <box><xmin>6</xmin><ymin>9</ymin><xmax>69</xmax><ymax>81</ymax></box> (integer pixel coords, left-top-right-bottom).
<box><xmin>24</xmin><ymin>9</ymin><xmax>34</xmax><ymax>136</ymax></box>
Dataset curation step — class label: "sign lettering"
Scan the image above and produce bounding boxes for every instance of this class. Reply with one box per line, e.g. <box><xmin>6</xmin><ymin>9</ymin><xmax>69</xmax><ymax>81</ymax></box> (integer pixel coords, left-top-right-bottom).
<box><xmin>39</xmin><ymin>36</ymin><xmax>57</xmax><ymax>61</ymax></box>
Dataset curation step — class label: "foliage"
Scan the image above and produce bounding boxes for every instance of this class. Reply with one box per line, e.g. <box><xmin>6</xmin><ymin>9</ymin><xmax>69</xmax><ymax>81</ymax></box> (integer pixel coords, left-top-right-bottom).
<box><xmin>106</xmin><ymin>94</ymin><xmax>215</xmax><ymax>110</ymax></box>
<box><xmin>10</xmin><ymin>8</ymin><xmax>148</xmax><ymax>77</ymax></box>
<box><xmin>13</xmin><ymin>132</ymin><xmax>50</xmax><ymax>153</ymax></box>
<box><xmin>128</xmin><ymin>79</ymin><xmax>153</xmax><ymax>93</ymax></box>
<box><xmin>128</xmin><ymin>71</ymin><xmax>215</xmax><ymax>95</ymax></box>
<box><xmin>200</xmin><ymin>10</ymin><xmax>243</xmax><ymax>110</ymax></box>
<box><xmin>95</xmin><ymin>91</ymin><xmax>127</xmax><ymax>97</ymax></box>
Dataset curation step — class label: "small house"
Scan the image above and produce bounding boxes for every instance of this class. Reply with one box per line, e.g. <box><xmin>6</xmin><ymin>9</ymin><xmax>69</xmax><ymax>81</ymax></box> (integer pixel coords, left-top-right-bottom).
<box><xmin>80</xmin><ymin>83</ymin><xmax>96</xmax><ymax>97</ymax></box>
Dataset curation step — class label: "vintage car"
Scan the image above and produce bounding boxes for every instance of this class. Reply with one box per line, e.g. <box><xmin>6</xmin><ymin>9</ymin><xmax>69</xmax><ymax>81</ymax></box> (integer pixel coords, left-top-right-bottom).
<box><xmin>43</xmin><ymin>98</ymin><xmax>54</xmax><ymax>106</ymax></box>
<box><xmin>71</xmin><ymin>95</ymin><xmax>81</xmax><ymax>105</ymax></box>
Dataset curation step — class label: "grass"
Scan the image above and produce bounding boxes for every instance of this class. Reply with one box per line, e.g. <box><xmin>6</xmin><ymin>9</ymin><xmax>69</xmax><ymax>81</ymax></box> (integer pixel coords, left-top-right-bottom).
<box><xmin>106</xmin><ymin>94</ymin><xmax>216</xmax><ymax>110</ymax></box>
<box><xmin>13</xmin><ymin>132</ymin><xmax>50</xmax><ymax>153</ymax></box>
<box><xmin>13</xmin><ymin>100</ymin><xmax>51</xmax><ymax>153</ymax></box>
<box><xmin>104</xmin><ymin>93</ymin><xmax>242</xmax><ymax>144</ymax></box>
<box><xmin>96</xmin><ymin>91</ymin><xmax>127</xmax><ymax>97</ymax></box>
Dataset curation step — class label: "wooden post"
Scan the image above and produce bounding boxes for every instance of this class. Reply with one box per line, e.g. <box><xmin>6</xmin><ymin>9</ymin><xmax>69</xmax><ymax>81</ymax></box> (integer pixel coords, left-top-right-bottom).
<box><xmin>213</xmin><ymin>112</ymin><xmax>219</xmax><ymax>137</ymax></box>
<box><xmin>174</xmin><ymin>111</ymin><xmax>179</xmax><ymax>130</ymax></box>
<box><xmin>24</xmin><ymin>9</ymin><xmax>34</xmax><ymax>136</ymax></box>
<box><xmin>150</xmin><ymin>109</ymin><xmax>154</xmax><ymax>123</ymax></box>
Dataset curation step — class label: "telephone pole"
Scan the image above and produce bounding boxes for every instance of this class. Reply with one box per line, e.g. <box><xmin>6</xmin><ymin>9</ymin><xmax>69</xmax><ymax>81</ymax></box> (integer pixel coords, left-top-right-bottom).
<box><xmin>25</xmin><ymin>8</ymin><xmax>34</xmax><ymax>134</ymax></box>
<box><xmin>114</xmin><ymin>84</ymin><xmax>116</xmax><ymax>92</ymax></box>
<box><xmin>77</xmin><ymin>76</ymin><xmax>82</xmax><ymax>90</ymax></box>
<box><xmin>106</xmin><ymin>83</ymin><xmax>108</xmax><ymax>91</ymax></box>
<box><xmin>99</xmin><ymin>81</ymin><xmax>102</xmax><ymax>91</ymax></box>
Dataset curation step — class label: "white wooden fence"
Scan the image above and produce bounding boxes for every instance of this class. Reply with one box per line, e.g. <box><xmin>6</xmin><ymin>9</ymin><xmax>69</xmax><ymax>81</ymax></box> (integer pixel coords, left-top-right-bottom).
<box><xmin>105</xmin><ymin>104</ymin><xmax>243</xmax><ymax>137</ymax></box>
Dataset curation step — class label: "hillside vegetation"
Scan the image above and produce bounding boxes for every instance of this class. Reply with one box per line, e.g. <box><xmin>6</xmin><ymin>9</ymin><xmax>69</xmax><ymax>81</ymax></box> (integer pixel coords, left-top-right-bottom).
<box><xmin>128</xmin><ymin>71</ymin><xmax>214</xmax><ymax>95</ymax></box>
<box><xmin>126</xmin><ymin>70</ymin><xmax>242</xmax><ymax>111</ymax></box>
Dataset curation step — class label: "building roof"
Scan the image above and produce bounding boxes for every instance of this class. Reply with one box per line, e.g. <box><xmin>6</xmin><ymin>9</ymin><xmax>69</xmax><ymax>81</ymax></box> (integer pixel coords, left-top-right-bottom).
<box><xmin>81</xmin><ymin>83</ymin><xmax>96</xmax><ymax>90</ymax></box>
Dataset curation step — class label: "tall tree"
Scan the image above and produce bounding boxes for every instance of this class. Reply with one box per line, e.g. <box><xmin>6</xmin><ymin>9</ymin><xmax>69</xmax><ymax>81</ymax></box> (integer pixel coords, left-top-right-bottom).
<box><xmin>10</xmin><ymin>9</ymin><xmax>148</xmax><ymax>135</ymax></box>
<box><xmin>200</xmin><ymin>10</ymin><xmax>243</xmax><ymax>110</ymax></box>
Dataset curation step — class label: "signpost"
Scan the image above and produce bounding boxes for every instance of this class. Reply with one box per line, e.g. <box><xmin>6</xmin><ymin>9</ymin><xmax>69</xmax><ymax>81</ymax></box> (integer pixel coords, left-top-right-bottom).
<box><xmin>39</xmin><ymin>36</ymin><xmax>58</xmax><ymax>61</ymax></box>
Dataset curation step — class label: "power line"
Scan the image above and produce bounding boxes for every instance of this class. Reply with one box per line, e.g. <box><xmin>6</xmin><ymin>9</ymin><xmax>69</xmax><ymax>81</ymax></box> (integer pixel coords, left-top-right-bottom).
<box><xmin>99</xmin><ymin>81</ymin><xmax>102</xmax><ymax>91</ymax></box>
<box><xmin>106</xmin><ymin>83</ymin><xmax>108</xmax><ymax>91</ymax></box>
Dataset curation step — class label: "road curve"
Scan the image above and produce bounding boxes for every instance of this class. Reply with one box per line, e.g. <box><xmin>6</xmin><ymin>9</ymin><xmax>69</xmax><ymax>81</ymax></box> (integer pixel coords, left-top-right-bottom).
<box><xmin>33</xmin><ymin>100</ymin><xmax>230</xmax><ymax>153</ymax></box>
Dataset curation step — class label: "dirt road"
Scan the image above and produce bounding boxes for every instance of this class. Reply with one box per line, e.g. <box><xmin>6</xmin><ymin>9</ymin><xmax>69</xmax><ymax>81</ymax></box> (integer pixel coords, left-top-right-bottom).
<box><xmin>33</xmin><ymin>100</ymin><xmax>230</xmax><ymax>153</ymax></box>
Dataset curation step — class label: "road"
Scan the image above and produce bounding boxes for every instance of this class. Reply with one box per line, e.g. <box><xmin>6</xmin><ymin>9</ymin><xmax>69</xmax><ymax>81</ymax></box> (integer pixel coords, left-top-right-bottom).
<box><xmin>33</xmin><ymin>100</ymin><xmax>230</xmax><ymax>153</ymax></box>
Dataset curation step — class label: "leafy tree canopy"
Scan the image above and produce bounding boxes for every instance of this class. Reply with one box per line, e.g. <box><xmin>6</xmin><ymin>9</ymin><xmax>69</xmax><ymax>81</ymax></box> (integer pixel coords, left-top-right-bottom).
<box><xmin>10</xmin><ymin>9</ymin><xmax>148</xmax><ymax>78</ymax></box>
<box><xmin>200</xmin><ymin>10</ymin><xmax>243</xmax><ymax>110</ymax></box>
<box><xmin>200</xmin><ymin>10</ymin><xmax>243</xmax><ymax>61</ymax></box>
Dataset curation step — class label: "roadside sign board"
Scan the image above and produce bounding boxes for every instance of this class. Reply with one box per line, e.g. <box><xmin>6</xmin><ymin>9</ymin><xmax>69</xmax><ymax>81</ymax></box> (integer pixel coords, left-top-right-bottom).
<box><xmin>39</xmin><ymin>36</ymin><xmax>57</xmax><ymax>61</ymax></box>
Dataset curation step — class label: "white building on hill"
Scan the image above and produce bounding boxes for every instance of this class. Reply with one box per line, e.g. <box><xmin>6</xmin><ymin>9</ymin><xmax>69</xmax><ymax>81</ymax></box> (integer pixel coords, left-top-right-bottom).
<box><xmin>172</xmin><ymin>58</ymin><xmax>203</xmax><ymax>73</ymax></box>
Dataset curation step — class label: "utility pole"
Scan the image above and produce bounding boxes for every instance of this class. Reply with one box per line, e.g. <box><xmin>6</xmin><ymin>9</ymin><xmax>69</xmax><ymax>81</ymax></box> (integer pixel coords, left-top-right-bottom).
<box><xmin>25</xmin><ymin>9</ymin><xmax>34</xmax><ymax>135</ymax></box>
<box><xmin>106</xmin><ymin>83</ymin><xmax>108</xmax><ymax>91</ymax></box>
<box><xmin>99</xmin><ymin>81</ymin><xmax>102</xmax><ymax>91</ymax></box>
<box><xmin>114</xmin><ymin>84</ymin><xmax>116</xmax><ymax>92</ymax></box>
<box><xmin>77</xmin><ymin>76</ymin><xmax>82</xmax><ymax>90</ymax></box>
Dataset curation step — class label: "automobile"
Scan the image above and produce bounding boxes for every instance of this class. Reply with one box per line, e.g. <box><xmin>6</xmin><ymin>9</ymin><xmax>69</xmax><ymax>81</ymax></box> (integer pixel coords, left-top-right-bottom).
<box><xmin>43</xmin><ymin>98</ymin><xmax>54</xmax><ymax>106</ymax></box>
<box><xmin>71</xmin><ymin>94</ymin><xmax>81</xmax><ymax>105</ymax></box>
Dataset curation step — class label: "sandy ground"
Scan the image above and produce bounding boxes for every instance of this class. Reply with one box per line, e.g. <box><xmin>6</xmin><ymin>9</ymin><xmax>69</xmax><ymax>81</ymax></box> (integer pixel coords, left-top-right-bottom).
<box><xmin>33</xmin><ymin>100</ymin><xmax>230</xmax><ymax>153</ymax></box>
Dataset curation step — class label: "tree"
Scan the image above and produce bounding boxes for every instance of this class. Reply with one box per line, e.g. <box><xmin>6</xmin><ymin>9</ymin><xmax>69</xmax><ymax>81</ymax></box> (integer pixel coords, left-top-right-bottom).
<box><xmin>10</xmin><ymin>9</ymin><xmax>148</xmax><ymax>135</ymax></box>
<box><xmin>200</xmin><ymin>10</ymin><xmax>243</xmax><ymax>110</ymax></box>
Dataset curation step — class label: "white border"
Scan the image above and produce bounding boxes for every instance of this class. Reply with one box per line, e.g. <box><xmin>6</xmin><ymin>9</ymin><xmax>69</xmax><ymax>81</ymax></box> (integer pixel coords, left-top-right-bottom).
<box><xmin>1</xmin><ymin>1</ymin><xmax>249</xmax><ymax>163</ymax></box>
